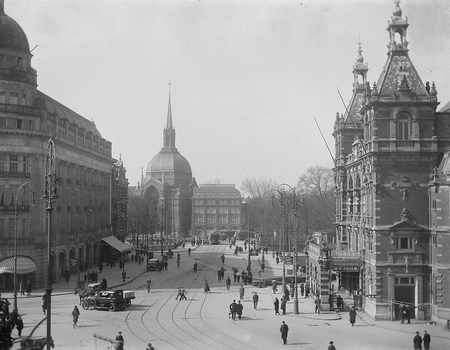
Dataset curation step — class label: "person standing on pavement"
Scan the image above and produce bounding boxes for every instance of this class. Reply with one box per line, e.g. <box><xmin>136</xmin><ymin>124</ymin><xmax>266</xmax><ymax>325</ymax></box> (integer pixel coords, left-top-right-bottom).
<box><xmin>314</xmin><ymin>295</ymin><xmax>321</xmax><ymax>313</ymax></box>
<box><xmin>422</xmin><ymin>330</ymin><xmax>430</xmax><ymax>350</ymax></box>
<box><xmin>274</xmin><ymin>297</ymin><xmax>280</xmax><ymax>315</ymax></box>
<box><xmin>237</xmin><ymin>300</ymin><xmax>243</xmax><ymax>320</ymax></box>
<box><xmin>188</xmin><ymin>247</ymin><xmax>191</xmax><ymax>256</ymax></box>
<box><xmin>349</xmin><ymin>306</ymin><xmax>357</xmax><ymax>326</ymax></box>
<box><xmin>147</xmin><ymin>278</ymin><xmax>151</xmax><ymax>293</ymax></box>
<box><xmin>226</xmin><ymin>276</ymin><xmax>231</xmax><ymax>291</ymax></box>
<box><xmin>272</xmin><ymin>280</ymin><xmax>278</xmax><ymax>294</ymax></box>
<box><xmin>284</xmin><ymin>286</ymin><xmax>290</xmax><ymax>302</ymax></box>
<box><xmin>281</xmin><ymin>297</ymin><xmax>286</xmax><ymax>315</ymax></box>
<box><xmin>280</xmin><ymin>320</ymin><xmax>289</xmax><ymax>345</ymax></box>
<box><xmin>413</xmin><ymin>331</ymin><xmax>422</xmax><ymax>350</ymax></box>
<box><xmin>193</xmin><ymin>261</ymin><xmax>198</xmax><ymax>272</ymax></box>
<box><xmin>16</xmin><ymin>316</ymin><xmax>24</xmax><ymax>337</ymax></box>
<box><xmin>72</xmin><ymin>305</ymin><xmax>80</xmax><ymax>328</ymax></box>
<box><xmin>252</xmin><ymin>292</ymin><xmax>259</xmax><ymax>309</ymax></box>
<box><xmin>327</xmin><ymin>341</ymin><xmax>336</xmax><ymax>350</ymax></box>
<box><xmin>239</xmin><ymin>284</ymin><xmax>245</xmax><ymax>300</ymax></box>
<box><xmin>229</xmin><ymin>300</ymin><xmax>237</xmax><ymax>321</ymax></box>
<box><xmin>116</xmin><ymin>331</ymin><xmax>124</xmax><ymax>350</ymax></box>
<box><xmin>290</xmin><ymin>279</ymin><xmax>294</xmax><ymax>298</ymax></box>
<box><xmin>121</xmin><ymin>270</ymin><xmax>126</xmax><ymax>282</ymax></box>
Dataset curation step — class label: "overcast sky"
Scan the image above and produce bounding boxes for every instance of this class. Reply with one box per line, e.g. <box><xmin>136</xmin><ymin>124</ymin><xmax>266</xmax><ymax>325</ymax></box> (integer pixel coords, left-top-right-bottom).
<box><xmin>7</xmin><ymin>0</ymin><xmax>450</xmax><ymax>189</ymax></box>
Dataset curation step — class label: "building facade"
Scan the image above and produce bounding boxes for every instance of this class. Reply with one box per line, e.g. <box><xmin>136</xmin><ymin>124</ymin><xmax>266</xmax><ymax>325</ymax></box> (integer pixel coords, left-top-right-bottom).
<box><xmin>132</xmin><ymin>93</ymin><xmax>196</xmax><ymax>243</ymax></box>
<box><xmin>315</xmin><ymin>1</ymin><xmax>450</xmax><ymax>321</ymax></box>
<box><xmin>192</xmin><ymin>184</ymin><xmax>243</xmax><ymax>240</ymax></box>
<box><xmin>0</xmin><ymin>2</ymin><xmax>127</xmax><ymax>290</ymax></box>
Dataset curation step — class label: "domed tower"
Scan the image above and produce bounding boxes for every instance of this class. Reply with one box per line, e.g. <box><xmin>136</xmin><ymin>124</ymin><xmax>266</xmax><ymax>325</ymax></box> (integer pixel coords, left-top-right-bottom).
<box><xmin>141</xmin><ymin>91</ymin><xmax>196</xmax><ymax>240</ymax></box>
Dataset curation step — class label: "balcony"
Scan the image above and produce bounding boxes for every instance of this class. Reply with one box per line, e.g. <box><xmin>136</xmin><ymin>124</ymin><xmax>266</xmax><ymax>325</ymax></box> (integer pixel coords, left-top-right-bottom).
<box><xmin>0</xmin><ymin>171</ymin><xmax>31</xmax><ymax>179</ymax></box>
<box><xmin>388</xmin><ymin>251</ymin><xmax>425</xmax><ymax>265</ymax></box>
<box><xmin>0</xmin><ymin>205</ymin><xmax>31</xmax><ymax>213</ymax></box>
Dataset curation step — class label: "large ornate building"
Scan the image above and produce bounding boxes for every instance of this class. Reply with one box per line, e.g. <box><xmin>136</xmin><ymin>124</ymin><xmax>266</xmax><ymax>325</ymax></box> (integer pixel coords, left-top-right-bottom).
<box><xmin>0</xmin><ymin>1</ymin><xmax>128</xmax><ymax>291</ymax></box>
<box><xmin>305</xmin><ymin>1</ymin><xmax>450</xmax><ymax>321</ymax></box>
<box><xmin>131</xmin><ymin>93</ymin><xmax>196</xmax><ymax>242</ymax></box>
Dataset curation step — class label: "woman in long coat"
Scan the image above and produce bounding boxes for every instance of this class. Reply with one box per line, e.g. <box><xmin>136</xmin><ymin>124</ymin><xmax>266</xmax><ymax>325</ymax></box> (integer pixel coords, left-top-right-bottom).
<box><xmin>349</xmin><ymin>306</ymin><xmax>357</xmax><ymax>326</ymax></box>
<box><xmin>274</xmin><ymin>297</ymin><xmax>280</xmax><ymax>315</ymax></box>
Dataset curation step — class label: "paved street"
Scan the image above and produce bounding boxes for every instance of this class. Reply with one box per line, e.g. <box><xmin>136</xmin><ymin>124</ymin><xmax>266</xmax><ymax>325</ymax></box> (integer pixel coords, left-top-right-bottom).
<box><xmin>3</xmin><ymin>241</ymin><xmax>450</xmax><ymax>349</ymax></box>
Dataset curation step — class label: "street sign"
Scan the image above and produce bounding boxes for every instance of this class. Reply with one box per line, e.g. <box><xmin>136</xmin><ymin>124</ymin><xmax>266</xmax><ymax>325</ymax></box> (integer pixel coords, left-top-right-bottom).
<box><xmin>70</xmin><ymin>258</ymin><xmax>78</xmax><ymax>266</ymax></box>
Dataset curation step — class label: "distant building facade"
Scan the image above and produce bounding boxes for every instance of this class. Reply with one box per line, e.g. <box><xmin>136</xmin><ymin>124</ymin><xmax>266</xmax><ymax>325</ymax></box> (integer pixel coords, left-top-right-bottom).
<box><xmin>192</xmin><ymin>184</ymin><xmax>242</xmax><ymax>240</ymax></box>
<box><xmin>0</xmin><ymin>2</ymin><xmax>127</xmax><ymax>290</ymax></box>
<box><xmin>131</xmin><ymin>93</ymin><xmax>196</xmax><ymax>242</ymax></box>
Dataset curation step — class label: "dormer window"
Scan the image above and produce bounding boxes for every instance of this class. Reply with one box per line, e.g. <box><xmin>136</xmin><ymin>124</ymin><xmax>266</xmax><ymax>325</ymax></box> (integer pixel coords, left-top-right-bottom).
<box><xmin>397</xmin><ymin>113</ymin><xmax>410</xmax><ymax>140</ymax></box>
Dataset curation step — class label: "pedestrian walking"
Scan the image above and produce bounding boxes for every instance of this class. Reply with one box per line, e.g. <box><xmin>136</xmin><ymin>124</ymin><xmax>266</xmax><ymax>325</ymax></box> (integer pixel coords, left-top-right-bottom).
<box><xmin>229</xmin><ymin>300</ymin><xmax>238</xmax><ymax>321</ymax></box>
<box><xmin>284</xmin><ymin>286</ymin><xmax>290</xmax><ymax>302</ymax></box>
<box><xmin>221</xmin><ymin>254</ymin><xmax>225</xmax><ymax>264</ymax></box>
<box><xmin>423</xmin><ymin>330</ymin><xmax>430</xmax><ymax>350</ymax></box>
<box><xmin>413</xmin><ymin>331</ymin><xmax>422</xmax><ymax>350</ymax></box>
<box><xmin>2</xmin><ymin>298</ymin><xmax>10</xmax><ymax>317</ymax></box>
<box><xmin>328</xmin><ymin>341</ymin><xmax>336</xmax><ymax>350</ymax></box>
<box><xmin>314</xmin><ymin>295</ymin><xmax>321</xmax><ymax>314</ymax></box>
<box><xmin>274</xmin><ymin>297</ymin><xmax>280</xmax><ymax>315</ymax></box>
<box><xmin>188</xmin><ymin>248</ymin><xmax>191</xmax><ymax>256</ymax></box>
<box><xmin>180</xmin><ymin>287</ymin><xmax>187</xmax><ymax>300</ymax></box>
<box><xmin>226</xmin><ymin>277</ymin><xmax>231</xmax><ymax>291</ymax></box>
<box><xmin>300</xmin><ymin>283</ymin><xmax>304</xmax><ymax>296</ymax></box>
<box><xmin>72</xmin><ymin>305</ymin><xmax>80</xmax><ymax>328</ymax></box>
<box><xmin>204</xmin><ymin>279</ymin><xmax>210</xmax><ymax>293</ymax></box>
<box><xmin>237</xmin><ymin>300</ymin><xmax>243</xmax><ymax>320</ymax></box>
<box><xmin>252</xmin><ymin>292</ymin><xmax>259</xmax><ymax>309</ymax></box>
<box><xmin>175</xmin><ymin>286</ymin><xmax>182</xmax><ymax>300</ymax></box>
<box><xmin>193</xmin><ymin>261</ymin><xmax>198</xmax><ymax>272</ymax></box>
<box><xmin>147</xmin><ymin>278</ymin><xmax>151</xmax><ymax>293</ymax></box>
<box><xmin>239</xmin><ymin>284</ymin><xmax>245</xmax><ymax>300</ymax></box>
<box><xmin>349</xmin><ymin>306</ymin><xmax>357</xmax><ymax>326</ymax></box>
<box><xmin>280</xmin><ymin>320</ymin><xmax>289</xmax><ymax>345</ymax></box>
<box><xmin>121</xmin><ymin>270</ymin><xmax>126</xmax><ymax>282</ymax></box>
<box><xmin>19</xmin><ymin>280</ymin><xmax>24</xmax><ymax>296</ymax></box>
<box><xmin>272</xmin><ymin>280</ymin><xmax>278</xmax><ymax>294</ymax></box>
<box><xmin>116</xmin><ymin>331</ymin><xmax>124</xmax><ymax>350</ymax></box>
<box><xmin>42</xmin><ymin>294</ymin><xmax>47</xmax><ymax>314</ymax></box>
<box><xmin>281</xmin><ymin>297</ymin><xmax>286</xmax><ymax>315</ymax></box>
<box><xmin>16</xmin><ymin>316</ymin><xmax>24</xmax><ymax>337</ymax></box>
<box><xmin>336</xmin><ymin>295</ymin><xmax>343</xmax><ymax>310</ymax></box>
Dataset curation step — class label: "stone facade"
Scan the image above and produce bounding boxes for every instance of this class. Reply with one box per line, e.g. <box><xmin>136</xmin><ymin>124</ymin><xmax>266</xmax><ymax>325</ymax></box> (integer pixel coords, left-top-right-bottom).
<box><xmin>0</xmin><ymin>2</ymin><xmax>126</xmax><ymax>290</ymax></box>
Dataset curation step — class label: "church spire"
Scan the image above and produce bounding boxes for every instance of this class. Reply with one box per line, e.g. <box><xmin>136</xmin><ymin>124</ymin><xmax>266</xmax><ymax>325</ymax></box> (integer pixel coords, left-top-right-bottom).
<box><xmin>163</xmin><ymin>82</ymin><xmax>177</xmax><ymax>150</ymax></box>
<box><xmin>387</xmin><ymin>0</ymin><xmax>409</xmax><ymax>54</ymax></box>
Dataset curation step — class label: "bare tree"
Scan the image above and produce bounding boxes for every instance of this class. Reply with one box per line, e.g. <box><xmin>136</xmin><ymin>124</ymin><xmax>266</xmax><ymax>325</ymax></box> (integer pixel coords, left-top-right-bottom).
<box><xmin>296</xmin><ymin>166</ymin><xmax>335</xmax><ymax>234</ymax></box>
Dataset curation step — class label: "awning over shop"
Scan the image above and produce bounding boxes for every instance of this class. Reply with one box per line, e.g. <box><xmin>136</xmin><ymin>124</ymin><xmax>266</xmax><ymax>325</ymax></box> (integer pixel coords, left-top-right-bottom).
<box><xmin>101</xmin><ymin>236</ymin><xmax>132</xmax><ymax>253</ymax></box>
<box><xmin>0</xmin><ymin>256</ymin><xmax>37</xmax><ymax>274</ymax></box>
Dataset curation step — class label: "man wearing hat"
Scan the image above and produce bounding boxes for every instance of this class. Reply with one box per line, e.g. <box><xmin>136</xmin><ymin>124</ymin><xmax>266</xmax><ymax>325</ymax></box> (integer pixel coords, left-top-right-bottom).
<box><xmin>328</xmin><ymin>341</ymin><xmax>336</xmax><ymax>350</ymax></box>
<box><xmin>413</xmin><ymin>331</ymin><xmax>422</xmax><ymax>350</ymax></box>
<box><xmin>116</xmin><ymin>331</ymin><xmax>124</xmax><ymax>350</ymax></box>
<box><xmin>423</xmin><ymin>330</ymin><xmax>431</xmax><ymax>350</ymax></box>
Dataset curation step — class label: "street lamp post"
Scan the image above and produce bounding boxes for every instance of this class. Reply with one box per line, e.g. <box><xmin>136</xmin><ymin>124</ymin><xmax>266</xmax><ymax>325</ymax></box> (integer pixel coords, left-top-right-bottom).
<box><xmin>247</xmin><ymin>216</ymin><xmax>251</xmax><ymax>274</ymax></box>
<box><xmin>42</xmin><ymin>138</ymin><xmax>59</xmax><ymax>350</ymax></box>
<box><xmin>13</xmin><ymin>181</ymin><xmax>35</xmax><ymax>311</ymax></box>
<box><xmin>273</xmin><ymin>183</ymin><xmax>299</xmax><ymax>313</ymax></box>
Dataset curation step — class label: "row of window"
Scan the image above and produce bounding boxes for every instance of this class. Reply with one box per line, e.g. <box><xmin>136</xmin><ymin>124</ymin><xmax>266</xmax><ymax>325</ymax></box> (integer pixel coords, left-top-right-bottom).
<box><xmin>194</xmin><ymin>207</ymin><xmax>241</xmax><ymax>214</ymax></box>
<box><xmin>0</xmin><ymin>91</ymin><xmax>26</xmax><ymax>105</ymax></box>
<box><xmin>0</xmin><ymin>218</ymin><xmax>28</xmax><ymax>238</ymax></box>
<box><xmin>194</xmin><ymin>215</ymin><xmax>240</xmax><ymax>223</ymax></box>
<box><xmin>0</xmin><ymin>153</ymin><xmax>29</xmax><ymax>173</ymax></box>
<box><xmin>194</xmin><ymin>199</ymin><xmax>241</xmax><ymax>205</ymax></box>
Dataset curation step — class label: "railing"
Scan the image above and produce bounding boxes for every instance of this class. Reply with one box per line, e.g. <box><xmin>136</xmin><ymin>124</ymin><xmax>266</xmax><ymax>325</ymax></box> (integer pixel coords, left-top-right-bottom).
<box><xmin>0</xmin><ymin>171</ymin><xmax>31</xmax><ymax>178</ymax></box>
<box><xmin>388</xmin><ymin>251</ymin><xmax>424</xmax><ymax>265</ymax></box>
<box><xmin>397</xmin><ymin>141</ymin><xmax>414</xmax><ymax>148</ymax></box>
<box><xmin>0</xmin><ymin>205</ymin><xmax>31</xmax><ymax>212</ymax></box>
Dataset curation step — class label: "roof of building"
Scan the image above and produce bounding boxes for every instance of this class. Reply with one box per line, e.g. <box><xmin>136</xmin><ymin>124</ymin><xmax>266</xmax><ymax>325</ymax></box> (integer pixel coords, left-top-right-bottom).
<box><xmin>146</xmin><ymin>149</ymin><xmax>192</xmax><ymax>175</ymax></box>
<box><xmin>37</xmin><ymin>90</ymin><xmax>103</xmax><ymax>138</ymax></box>
<box><xmin>0</xmin><ymin>1</ymin><xmax>30</xmax><ymax>53</ymax></box>
<box><xmin>194</xmin><ymin>184</ymin><xmax>241</xmax><ymax>195</ymax></box>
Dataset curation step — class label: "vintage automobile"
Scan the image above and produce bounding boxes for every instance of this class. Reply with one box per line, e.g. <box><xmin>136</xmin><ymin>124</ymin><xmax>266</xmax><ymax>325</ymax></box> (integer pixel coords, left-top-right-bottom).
<box><xmin>82</xmin><ymin>289</ymin><xmax>135</xmax><ymax>312</ymax></box>
<box><xmin>147</xmin><ymin>258</ymin><xmax>160</xmax><ymax>271</ymax></box>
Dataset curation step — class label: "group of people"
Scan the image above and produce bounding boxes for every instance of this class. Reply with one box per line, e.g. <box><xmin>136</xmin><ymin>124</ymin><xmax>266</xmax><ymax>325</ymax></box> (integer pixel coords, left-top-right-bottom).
<box><xmin>413</xmin><ymin>330</ymin><xmax>431</xmax><ymax>350</ymax></box>
<box><xmin>175</xmin><ymin>286</ymin><xmax>188</xmax><ymax>300</ymax></box>
<box><xmin>0</xmin><ymin>298</ymin><xmax>24</xmax><ymax>347</ymax></box>
<box><xmin>229</xmin><ymin>299</ymin><xmax>244</xmax><ymax>320</ymax></box>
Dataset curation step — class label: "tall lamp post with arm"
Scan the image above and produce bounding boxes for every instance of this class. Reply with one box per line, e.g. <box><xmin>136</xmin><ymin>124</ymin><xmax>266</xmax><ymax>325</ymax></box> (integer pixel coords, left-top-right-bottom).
<box><xmin>42</xmin><ymin>138</ymin><xmax>59</xmax><ymax>350</ymax></box>
<box><xmin>14</xmin><ymin>181</ymin><xmax>35</xmax><ymax>311</ymax></box>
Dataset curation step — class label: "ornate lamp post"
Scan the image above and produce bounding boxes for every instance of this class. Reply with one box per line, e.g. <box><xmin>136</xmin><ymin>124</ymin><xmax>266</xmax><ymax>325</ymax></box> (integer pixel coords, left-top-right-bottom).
<box><xmin>14</xmin><ymin>181</ymin><xmax>35</xmax><ymax>311</ymax></box>
<box><xmin>42</xmin><ymin>138</ymin><xmax>59</xmax><ymax>350</ymax></box>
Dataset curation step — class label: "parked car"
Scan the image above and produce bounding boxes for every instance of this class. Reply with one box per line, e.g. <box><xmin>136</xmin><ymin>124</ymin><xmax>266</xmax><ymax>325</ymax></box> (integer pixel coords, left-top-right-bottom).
<box><xmin>82</xmin><ymin>289</ymin><xmax>134</xmax><ymax>312</ymax></box>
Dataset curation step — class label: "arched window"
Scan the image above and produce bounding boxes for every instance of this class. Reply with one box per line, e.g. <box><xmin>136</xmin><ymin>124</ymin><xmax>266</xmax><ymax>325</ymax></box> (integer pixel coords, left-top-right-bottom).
<box><xmin>397</xmin><ymin>113</ymin><xmax>410</xmax><ymax>140</ymax></box>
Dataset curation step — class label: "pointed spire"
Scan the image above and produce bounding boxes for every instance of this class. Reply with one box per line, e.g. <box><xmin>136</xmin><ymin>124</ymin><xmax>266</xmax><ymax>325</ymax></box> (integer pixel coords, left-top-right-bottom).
<box><xmin>166</xmin><ymin>80</ymin><xmax>173</xmax><ymax>129</ymax></box>
<box><xmin>356</xmin><ymin>41</ymin><xmax>364</xmax><ymax>63</ymax></box>
<box><xmin>162</xmin><ymin>81</ymin><xmax>177</xmax><ymax>149</ymax></box>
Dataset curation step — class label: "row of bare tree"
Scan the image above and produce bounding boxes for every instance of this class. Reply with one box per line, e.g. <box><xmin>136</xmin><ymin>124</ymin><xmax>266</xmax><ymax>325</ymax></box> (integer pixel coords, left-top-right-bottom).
<box><xmin>240</xmin><ymin>166</ymin><xmax>335</xmax><ymax>246</ymax></box>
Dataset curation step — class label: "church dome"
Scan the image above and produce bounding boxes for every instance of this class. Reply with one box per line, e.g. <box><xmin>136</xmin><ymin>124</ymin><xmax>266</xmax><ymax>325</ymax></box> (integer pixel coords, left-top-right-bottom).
<box><xmin>146</xmin><ymin>149</ymin><xmax>192</xmax><ymax>176</ymax></box>
<box><xmin>0</xmin><ymin>2</ymin><xmax>30</xmax><ymax>53</ymax></box>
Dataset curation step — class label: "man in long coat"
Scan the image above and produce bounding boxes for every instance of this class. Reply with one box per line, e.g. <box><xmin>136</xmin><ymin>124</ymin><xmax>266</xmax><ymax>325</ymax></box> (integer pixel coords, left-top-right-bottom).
<box><xmin>229</xmin><ymin>300</ymin><xmax>238</xmax><ymax>321</ymax></box>
<box><xmin>236</xmin><ymin>300</ymin><xmax>243</xmax><ymax>320</ymax></box>
<box><xmin>280</xmin><ymin>321</ymin><xmax>289</xmax><ymax>345</ymax></box>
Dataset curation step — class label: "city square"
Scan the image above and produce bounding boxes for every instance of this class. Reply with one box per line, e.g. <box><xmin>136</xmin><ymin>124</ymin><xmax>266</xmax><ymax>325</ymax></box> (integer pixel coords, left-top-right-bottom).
<box><xmin>2</xmin><ymin>0</ymin><xmax>450</xmax><ymax>349</ymax></box>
